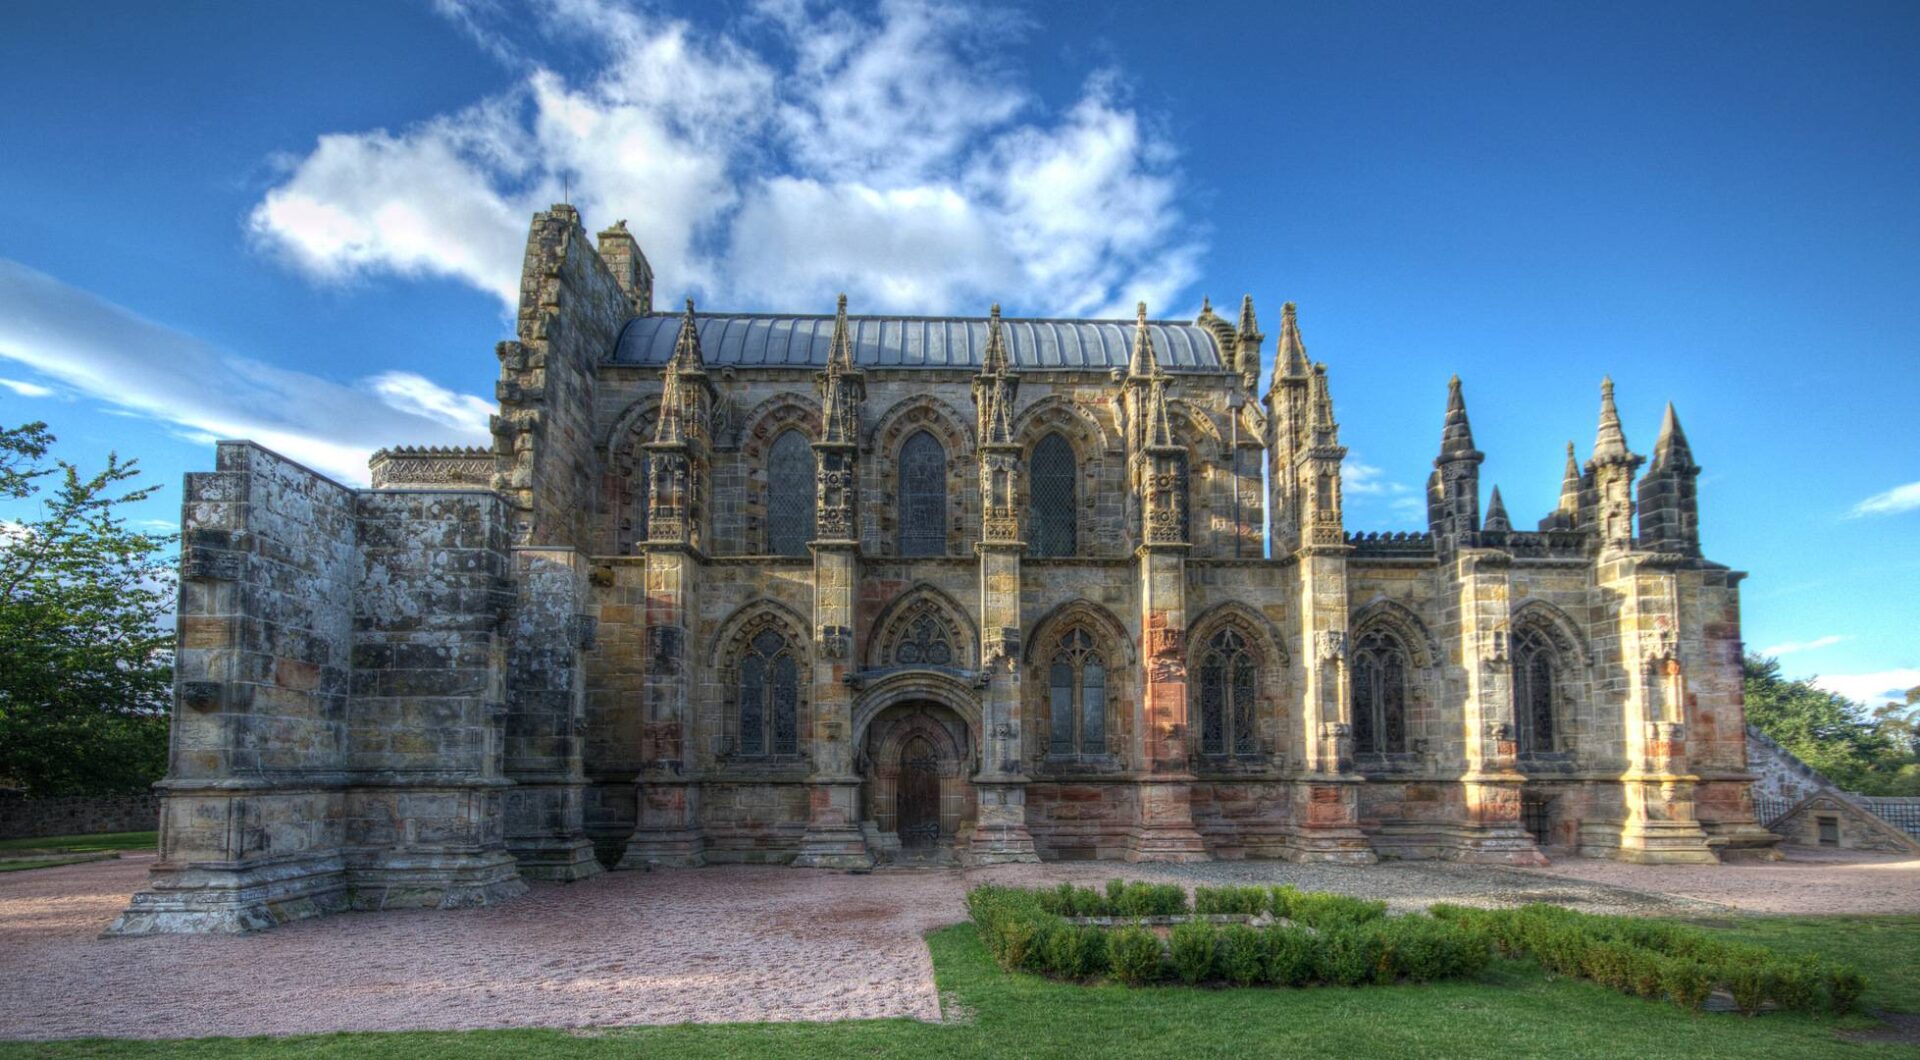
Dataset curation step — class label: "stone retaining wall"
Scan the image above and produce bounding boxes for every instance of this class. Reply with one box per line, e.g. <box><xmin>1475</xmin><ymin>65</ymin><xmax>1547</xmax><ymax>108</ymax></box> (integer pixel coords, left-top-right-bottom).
<box><xmin>0</xmin><ymin>795</ymin><xmax>160</xmax><ymax>840</ymax></box>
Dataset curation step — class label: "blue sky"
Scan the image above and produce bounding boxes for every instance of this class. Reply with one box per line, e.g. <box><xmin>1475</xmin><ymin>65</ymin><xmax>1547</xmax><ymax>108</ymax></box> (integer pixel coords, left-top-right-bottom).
<box><xmin>0</xmin><ymin>0</ymin><xmax>1914</xmax><ymax>702</ymax></box>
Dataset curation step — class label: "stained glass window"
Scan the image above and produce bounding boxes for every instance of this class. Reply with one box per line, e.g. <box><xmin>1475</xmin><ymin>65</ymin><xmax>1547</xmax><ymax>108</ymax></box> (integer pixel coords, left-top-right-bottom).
<box><xmin>739</xmin><ymin>627</ymin><xmax>798</xmax><ymax>758</ymax></box>
<box><xmin>1512</xmin><ymin>629</ymin><xmax>1557</xmax><ymax>754</ymax></box>
<box><xmin>1352</xmin><ymin>629</ymin><xmax>1409</xmax><ymax>755</ymax></box>
<box><xmin>1199</xmin><ymin>629</ymin><xmax>1259</xmax><ymax>756</ymax></box>
<box><xmin>767</xmin><ymin>429</ymin><xmax>815</xmax><ymax>556</ymax></box>
<box><xmin>1048</xmin><ymin>629</ymin><xmax>1107</xmax><ymax>756</ymax></box>
<box><xmin>1029</xmin><ymin>432</ymin><xmax>1077</xmax><ymax>557</ymax></box>
<box><xmin>898</xmin><ymin>430</ymin><xmax>947</xmax><ymax>555</ymax></box>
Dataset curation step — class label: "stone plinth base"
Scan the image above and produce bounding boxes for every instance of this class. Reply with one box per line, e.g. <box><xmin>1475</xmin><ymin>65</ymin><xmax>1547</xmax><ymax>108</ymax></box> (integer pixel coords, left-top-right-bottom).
<box><xmin>791</xmin><ymin>826</ymin><xmax>876</xmax><ymax>869</ymax></box>
<box><xmin>619</xmin><ymin>829</ymin><xmax>707</xmax><ymax>869</ymax></box>
<box><xmin>1124</xmin><ymin>778</ymin><xmax>1209</xmax><ymax>862</ymax></box>
<box><xmin>104</xmin><ymin>853</ymin><xmax>350</xmax><ymax>937</ymax></box>
<box><xmin>349</xmin><ymin>850</ymin><xmax>528</xmax><ymax>910</ymax></box>
<box><xmin>966</xmin><ymin>781</ymin><xmax>1040</xmax><ymax>864</ymax></box>
<box><xmin>1580</xmin><ymin>820</ymin><xmax>1720</xmax><ymax>864</ymax></box>
<box><xmin>509</xmin><ymin>837</ymin><xmax>606</xmax><ymax>881</ymax></box>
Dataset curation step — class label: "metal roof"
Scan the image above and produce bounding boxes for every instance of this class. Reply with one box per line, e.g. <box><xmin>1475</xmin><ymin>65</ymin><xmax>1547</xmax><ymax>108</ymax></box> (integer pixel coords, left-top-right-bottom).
<box><xmin>611</xmin><ymin>313</ymin><xmax>1226</xmax><ymax>372</ymax></box>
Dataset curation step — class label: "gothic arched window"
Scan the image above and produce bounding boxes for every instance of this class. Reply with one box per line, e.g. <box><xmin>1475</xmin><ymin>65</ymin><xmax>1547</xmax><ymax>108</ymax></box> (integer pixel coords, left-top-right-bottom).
<box><xmin>1512</xmin><ymin>628</ymin><xmax>1559</xmax><ymax>754</ymax></box>
<box><xmin>1199</xmin><ymin>629</ymin><xmax>1259</xmax><ymax>756</ymax></box>
<box><xmin>1029</xmin><ymin>432</ymin><xmax>1077</xmax><ymax>557</ymax></box>
<box><xmin>1048</xmin><ymin>628</ymin><xmax>1107</xmax><ymax>755</ymax></box>
<box><xmin>766</xmin><ymin>429</ymin><xmax>816</xmax><ymax>556</ymax></box>
<box><xmin>898</xmin><ymin>430</ymin><xmax>947</xmax><ymax>556</ymax></box>
<box><xmin>1351</xmin><ymin>629</ymin><xmax>1409</xmax><ymax>755</ymax></box>
<box><xmin>892</xmin><ymin>612</ymin><xmax>954</xmax><ymax>666</ymax></box>
<box><xmin>738</xmin><ymin>628</ymin><xmax>799</xmax><ymax>757</ymax></box>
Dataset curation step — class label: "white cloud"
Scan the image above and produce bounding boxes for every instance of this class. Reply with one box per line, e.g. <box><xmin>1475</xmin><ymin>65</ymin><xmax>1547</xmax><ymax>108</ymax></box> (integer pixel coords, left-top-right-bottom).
<box><xmin>249</xmin><ymin>0</ymin><xmax>1201</xmax><ymax>318</ymax></box>
<box><xmin>0</xmin><ymin>377</ymin><xmax>53</xmax><ymax>398</ymax></box>
<box><xmin>1814</xmin><ymin>669</ymin><xmax>1920</xmax><ymax>706</ymax></box>
<box><xmin>0</xmin><ymin>259</ymin><xmax>490</xmax><ymax>485</ymax></box>
<box><xmin>1759</xmin><ymin>634</ymin><xmax>1849</xmax><ymax>657</ymax></box>
<box><xmin>1850</xmin><ymin>480</ymin><xmax>1920</xmax><ymax>517</ymax></box>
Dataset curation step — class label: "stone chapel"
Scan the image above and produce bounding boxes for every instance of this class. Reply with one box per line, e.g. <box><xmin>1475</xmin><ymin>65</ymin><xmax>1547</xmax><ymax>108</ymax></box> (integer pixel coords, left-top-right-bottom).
<box><xmin>110</xmin><ymin>204</ymin><xmax>1780</xmax><ymax>934</ymax></box>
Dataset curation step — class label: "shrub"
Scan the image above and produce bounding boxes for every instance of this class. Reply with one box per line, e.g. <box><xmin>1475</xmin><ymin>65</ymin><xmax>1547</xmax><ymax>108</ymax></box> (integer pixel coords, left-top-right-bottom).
<box><xmin>1317</xmin><ymin>925</ymin><xmax>1381</xmax><ymax>987</ymax></box>
<box><xmin>1044</xmin><ymin>923</ymin><xmax>1109</xmax><ymax>980</ymax></box>
<box><xmin>1270</xmin><ymin>884</ymin><xmax>1300</xmax><ymax>920</ymax></box>
<box><xmin>1038</xmin><ymin>881</ymin><xmax>1109</xmax><ymax>918</ymax></box>
<box><xmin>1724</xmin><ymin>961</ymin><xmax>1774</xmax><ymax>1017</ymax></box>
<box><xmin>1110</xmin><ymin>926</ymin><xmax>1164</xmax><ymax>986</ymax></box>
<box><xmin>1663</xmin><ymin>957</ymin><xmax>1713</xmax><ymax>1013</ymax></box>
<box><xmin>1169</xmin><ymin>921</ymin><xmax>1219</xmax><ymax>985</ymax></box>
<box><xmin>1288</xmin><ymin>891</ymin><xmax>1388</xmax><ymax>929</ymax></box>
<box><xmin>1376</xmin><ymin>914</ymin><xmax>1490</xmax><ymax>983</ymax></box>
<box><xmin>1194</xmin><ymin>885</ymin><xmax>1270</xmax><ymax>916</ymax></box>
<box><xmin>1264</xmin><ymin>924</ymin><xmax>1317</xmax><ymax>986</ymax></box>
<box><xmin>1766</xmin><ymin>958</ymin><xmax>1821</xmax><ymax>1014</ymax></box>
<box><xmin>1216</xmin><ymin>924</ymin><xmax>1268</xmax><ymax>986</ymax></box>
<box><xmin>1827</xmin><ymin>965</ymin><xmax>1867</xmax><ymax>1015</ymax></box>
<box><xmin>1627</xmin><ymin>948</ymin><xmax>1666</xmax><ymax>1000</ymax></box>
<box><xmin>1114</xmin><ymin>882</ymin><xmax>1188</xmax><ymax>918</ymax></box>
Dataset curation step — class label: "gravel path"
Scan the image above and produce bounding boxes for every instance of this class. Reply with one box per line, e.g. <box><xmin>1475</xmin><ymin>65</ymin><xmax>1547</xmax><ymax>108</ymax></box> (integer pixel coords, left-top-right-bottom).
<box><xmin>1</xmin><ymin>849</ymin><xmax>1914</xmax><ymax>1041</ymax></box>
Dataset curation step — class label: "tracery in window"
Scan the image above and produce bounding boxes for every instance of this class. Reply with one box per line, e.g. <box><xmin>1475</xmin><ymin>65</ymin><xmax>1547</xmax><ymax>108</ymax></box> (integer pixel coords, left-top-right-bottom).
<box><xmin>1029</xmin><ymin>432</ymin><xmax>1077</xmax><ymax>557</ymax></box>
<box><xmin>1047</xmin><ymin>628</ymin><xmax>1107</xmax><ymax>755</ymax></box>
<box><xmin>739</xmin><ymin>628</ymin><xmax>799</xmax><ymax>757</ymax></box>
<box><xmin>766</xmin><ymin>429</ymin><xmax>816</xmax><ymax>556</ymax></box>
<box><xmin>892</xmin><ymin>613</ymin><xmax>954</xmax><ymax>666</ymax></box>
<box><xmin>1198</xmin><ymin>629</ymin><xmax>1259</xmax><ymax>756</ymax></box>
<box><xmin>1512</xmin><ymin>628</ymin><xmax>1559</xmax><ymax>754</ymax></box>
<box><xmin>898</xmin><ymin>430</ymin><xmax>947</xmax><ymax>556</ymax></box>
<box><xmin>1351</xmin><ymin>628</ymin><xmax>1409</xmax><ymax>755</ymax></box>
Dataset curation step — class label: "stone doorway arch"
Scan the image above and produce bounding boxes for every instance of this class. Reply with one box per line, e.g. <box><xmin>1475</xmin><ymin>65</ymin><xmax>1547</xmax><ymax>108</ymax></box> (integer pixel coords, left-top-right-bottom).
<box><xmin>857</xmin><ymin>699</ymin><xmax>975</xmax><ymax>861</ymax></box>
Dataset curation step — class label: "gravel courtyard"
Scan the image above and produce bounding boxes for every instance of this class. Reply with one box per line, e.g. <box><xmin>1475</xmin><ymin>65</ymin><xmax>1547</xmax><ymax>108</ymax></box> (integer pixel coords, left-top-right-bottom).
<box><xmin>2</xmin><ymin>849</ymin><xmax>1915</xmax><ymax>1041</ymax></box>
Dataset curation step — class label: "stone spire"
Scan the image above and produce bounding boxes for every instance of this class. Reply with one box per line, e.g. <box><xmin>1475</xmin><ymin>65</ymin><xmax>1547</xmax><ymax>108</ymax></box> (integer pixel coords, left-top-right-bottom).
<box><xmin>651</xmin><ymin>313</ymin><xmax>692</xmax><ymax>446</ymax></box>
<box><xmin>1483</xmin><ymin>485</ymin><xmax>1512</xmax><ymax>532</ymax></box>
<box><xmin>819</xmin><ymin>293</ymin><xmax>863</xmax><ymax>447</ymax></box>
<box><xmin>1638</xmin><ymin>402</ymin><xmax>1702</xmax><ymax>556</ymax></box>
<box><xmin>1277</xmin><ymin>301</ymin><xmax>1310</xmax><ymax>380</ymax></box>
<box><xmin>1146</xmin><ymin>376</ymin><xmax>1176</xmax><ymax>449</ymax></box>
<box><xmin>1590</xmin><ymin>376</ymin><xmax>1635</xmax><ymax>467</ymax></box>
<box><xmin>669</xmin><ymin>297</ymin><xmax>706</xmax><ymax>375</ymax></box>
<box><xmin>1431</xmin><ymin>375</ymin><xmax>1485</xmax><ymax>542</ymax></box>
<box><xmin>1308</xmin><ymin>363</ymin><xmax>1340</xmax><ymax>447</ymax></box>
<box><xmin>1233</xmin><ymin>294</ymin><xmax>1263</xmax><ymax>391</ymax></box>
<box><xmin>973</xmin><ymin>303</ymin><xmax>1020</xmax><ymax>448</ymax></box>
<box><xmin>1647</xmin><ymin>402</ymin><xmax>1697</xmax><ymax>476</ymax></box>
<box><xmin>1559</xmin><ymin>441</ymin><xmax>1582</xmax><ymax>511</ymax></box>
<box><xmin>1128</xmin><ymin>301</ymin><xmax>1158</xmax><ymax>378</ymax></box>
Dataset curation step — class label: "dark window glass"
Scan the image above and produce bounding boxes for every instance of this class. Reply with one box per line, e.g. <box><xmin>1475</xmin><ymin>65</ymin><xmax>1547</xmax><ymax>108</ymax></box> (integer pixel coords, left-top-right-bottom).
<box><xmin>739</xmin><ymin>627</ymin><xmax>798</xmax><ymax>758</ymax></box>
<box><xmin>1199</xmin><ymin>652</ymin><xmax>1226</xmax><ymax>755</ymax></box>
<box><xmin>767</xmin><ymin>430</ymin><xmax>816</xmax><ymax>556</ymax></box>
<box><xmin>893</xmin><ymin>612</ymin><xmax>953</xmax><ymax>666</ymax></box>
<box><xmin>1029</xmin><ymin>433</ymin><xmax>1077</xmax><ymax>557</ymax></box>
<box><xmin>1199</xmin><ymin>629</ymin><xmax>1259</xmax><ymax>757</ymax></box>
<box><xmin>1232</xmin><ymin>651</ymin><xmax>1258</xmax><ymax>755</ymax></box>
<box><xmin>1049</xmin><ymin>661</ymin><xmax>1075</xmax><ymax>754</ymax></box>
<box><xmin>1513</xmin><ymin>630</ymin><xmax>1558</xmax><ymax>754</ymax></box>
<box><xmin>1048</xmin><ymin>628</ymin><xmax>1107</xmax><ymax>756</ymax></box>
<box><xmin>898</xmin><ymin>430</ymin><xmax>947</xmax><ymax>555</ymax></box>
<box><xmin>1353</xmin><ymin>629</ymin><xmax>1409</xmax><ymax>755</ymax></box>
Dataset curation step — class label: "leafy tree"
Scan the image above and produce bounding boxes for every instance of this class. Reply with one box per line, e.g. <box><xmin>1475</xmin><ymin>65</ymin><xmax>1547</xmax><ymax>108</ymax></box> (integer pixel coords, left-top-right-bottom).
<box><xmin>0</xmin><ymin>421</ymin><xmax>174</xmax><ymax>796</ymax></box>
<box><xmin>1745</xmin><ymin>654</ymin><xmax>1920</xmax><ymax>796</ymax></box>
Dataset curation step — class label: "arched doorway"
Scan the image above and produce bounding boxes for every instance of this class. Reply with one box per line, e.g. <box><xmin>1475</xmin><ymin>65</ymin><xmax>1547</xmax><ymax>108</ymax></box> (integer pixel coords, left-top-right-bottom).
<box><xmin>858</xmin><ymin>699</ymin><xmax>974</xmax><ymax>861</ymax></box>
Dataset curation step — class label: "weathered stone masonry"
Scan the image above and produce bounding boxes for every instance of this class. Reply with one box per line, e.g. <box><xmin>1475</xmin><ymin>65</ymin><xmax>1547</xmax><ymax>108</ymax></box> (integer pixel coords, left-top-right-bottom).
<box><xmin>113</xmin><ymin>204</ymin><xmax>1778</xmax><ymax>933</ymax></box>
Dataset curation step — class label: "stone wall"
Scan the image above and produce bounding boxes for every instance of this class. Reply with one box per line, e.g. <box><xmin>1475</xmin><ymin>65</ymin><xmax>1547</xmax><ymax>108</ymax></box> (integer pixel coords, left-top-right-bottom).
<box><xmin>0</xmin><ymin>795</ymin><xmax>160</xmax><ymax>840</ymax></box>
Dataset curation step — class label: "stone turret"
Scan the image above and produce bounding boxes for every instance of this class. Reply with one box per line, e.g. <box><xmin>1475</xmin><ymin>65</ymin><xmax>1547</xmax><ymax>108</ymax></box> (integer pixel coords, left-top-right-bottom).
<box><xmin>1585</xmin><ymin>377</ymin><xmax>1643</xmax><ymax>550</ymax></box>
<box><xmin>1430</xmin><ymin>375</ymin><xmax>1484</xmax><ymax>546</ymax></box>
<box><xmin>1234</xmin><ymin>294</ymin><xmax>1263</xmax><ymax>392</ymax></box>
<box><xmin>1265</xmin><ymin>302</ymin><xmax>1315</xmax><ymax>553</ymax></box>
<box><xmin>596</xmin><ymin>219</ymin><xmax>653</xmax><ymax>316</ymax></box>
<box><xmin>1637</xmin><ymin>402</ymin><xmax>1701</xmax><ymax>556</ymax></box>
<box><xmin>1539</xmin><ymin>441</ymin><xmax>1583</xmax><ymax>531</ymax></box>
<box><xmin>814</xmin><ymin>294</ymin><xmax>864</xmax><ymax>541</ymax></box>
<box><xmin>644</xmin><ymin>299</ymin><xmax>713</xmax><ymax>548</ymax></box>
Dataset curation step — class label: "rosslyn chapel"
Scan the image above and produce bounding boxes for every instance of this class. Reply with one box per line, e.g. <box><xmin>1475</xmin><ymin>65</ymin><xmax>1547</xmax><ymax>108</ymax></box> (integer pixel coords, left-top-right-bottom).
<box><xmin>112</xmin><ymin>205</ymin><xmax>1780</xmax><ymax>934</ymax></box>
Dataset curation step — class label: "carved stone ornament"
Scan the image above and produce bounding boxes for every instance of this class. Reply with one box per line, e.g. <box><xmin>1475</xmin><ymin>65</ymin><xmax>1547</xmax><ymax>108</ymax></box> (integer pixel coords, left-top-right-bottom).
<box><xmin>1145</xmin><ymin>626</ymin><xmax>1184</xmax><ymax>660</ymax></box>
<box><xmin>1482</xmin><ymin>628</ymin><xmax>1509</xmax><ymax>665</ymax></box>
<box><xmin>984</xmin><ymin>626</ymin><xmax>1021</xmax><ymax>670</ymax></box>
<box><xmin>1484</xmin><ymin>720</ymin><xmax>1512</xmax><ymax>741</ymax></box>
<box><xmin>817</xmin><ymin>624</ymin><xmax>853</xmax><ymax>660</ymax></box>
<box><xmin>1315</xmin><ymin>630</ymin><xmax>1347</xmax><ymax>664</ymax></box>
<box><xmin>1643</xmin><ymin>618</ymin><xmax>1681</xmax><ymax>666</ymax></box>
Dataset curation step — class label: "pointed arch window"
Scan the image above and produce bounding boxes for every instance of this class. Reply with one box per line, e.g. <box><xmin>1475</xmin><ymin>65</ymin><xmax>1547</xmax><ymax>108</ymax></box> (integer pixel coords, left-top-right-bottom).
<box><xmin>1199</xmin><ymin>629</ymin><xmax>1259</xmax><ymax>756</ymax></box>
<box><xmin>766</xmin><ymin>429</ymin><xmax>816</xmax><ymax>556</ymax></box>
<box><xmin>1048</xmin><ymin>629</ymin><xmax>1107</xmax><ymax>756</ymax></box>
<box><xmin>1351</xmin><ymin>629</ymin><xmax>1409</xmax><ymax>755</ymax></box>
<box><xmin>739</xmin><ymin>628</ymin><xmax>799</xmax><ymax>757</ymax></box>
<box><xmin>892</xmin><ymin>612</ymin><xmax>954</xmax><ymax>666</ymax></box>
<box><xmin>1029</xmin><ymin>432</ymin><xmax>1077</xmax><ymax>557</ymax></box>
<box><xmin>898</xmin><ymin>430</ymin><xmax>947</xmax><ymax>556</ymax></box>
<box><xmin>1512</xmin><ymin>628</ymin><xmax>1560</xmax><ymax>754</ymax></box>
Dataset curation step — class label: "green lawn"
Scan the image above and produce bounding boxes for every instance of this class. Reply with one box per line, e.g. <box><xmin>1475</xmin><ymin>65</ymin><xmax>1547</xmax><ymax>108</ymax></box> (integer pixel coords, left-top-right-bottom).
<box><xmin>1</xmin><ymin>916</ymin><xmax>1913</xmax><ymax>1059</ymax></box>
<box><xmin>0</xmin><ymin>832</ymin><xmax>156</xmax><ymax>855</ymax></box>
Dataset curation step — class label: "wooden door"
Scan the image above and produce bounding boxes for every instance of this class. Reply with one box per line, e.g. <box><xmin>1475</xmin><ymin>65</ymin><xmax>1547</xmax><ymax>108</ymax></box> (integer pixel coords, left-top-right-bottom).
<box><xmin>897</xmin><ymin>736</ymin><xmax>940</xmax><ymax>848</ymax></box>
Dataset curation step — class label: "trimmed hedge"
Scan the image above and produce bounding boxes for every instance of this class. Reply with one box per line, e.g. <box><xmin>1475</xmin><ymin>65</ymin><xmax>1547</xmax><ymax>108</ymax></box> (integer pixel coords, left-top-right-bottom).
<box><xmin>967</xmin><ymin>882</ymin><xmax>1488</xmax><ymax>988</ymax></box>
<box><xmin>1429</xmin><ymin>903</ymin><xmax>1867</xmax><ymax>1016</ymax></box>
